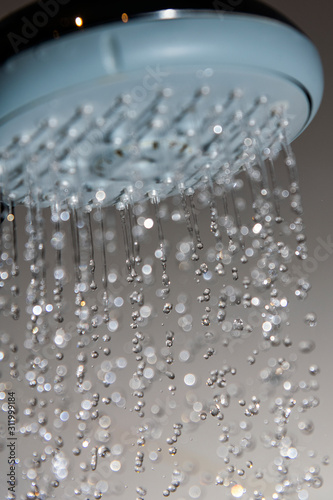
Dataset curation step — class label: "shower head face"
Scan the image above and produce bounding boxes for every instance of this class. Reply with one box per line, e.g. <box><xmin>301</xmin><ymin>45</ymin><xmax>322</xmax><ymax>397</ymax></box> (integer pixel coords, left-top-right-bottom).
<box><xmin>0</xmin><ymin>68</ymin><xmax>310</xmax><ymax>208</ymax></box>
<box><xmin>0</xmin><ymin>1</ymin><xmax>323</xmax><ymax>207</ymax></box>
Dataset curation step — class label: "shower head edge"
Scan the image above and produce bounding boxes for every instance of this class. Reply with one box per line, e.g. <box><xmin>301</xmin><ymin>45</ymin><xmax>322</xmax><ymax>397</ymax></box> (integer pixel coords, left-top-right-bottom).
<box><xmin>0</xmin><ymin>0</ymin><xmax>302</xmax><ymax>64</ymax></box>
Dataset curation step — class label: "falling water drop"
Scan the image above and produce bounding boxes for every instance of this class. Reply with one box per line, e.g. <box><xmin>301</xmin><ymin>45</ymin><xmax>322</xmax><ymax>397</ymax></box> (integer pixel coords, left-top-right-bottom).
<box><xmin>304</xmin><ymin>312</ymin><xmax>317</xmax><ymax>327</ymax></box>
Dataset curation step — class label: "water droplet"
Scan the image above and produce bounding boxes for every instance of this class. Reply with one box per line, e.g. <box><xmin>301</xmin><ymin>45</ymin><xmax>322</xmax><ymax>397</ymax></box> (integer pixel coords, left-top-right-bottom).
<box><xmin>231</xmin><ymin>484</ymin><xmax>245</xmax><ymax>498</ymax></box>
<box><xmin>163</xmin><ymin>303</ymin><xmax>173</xmax><ymax>314</ymax></box>
<box><xmin>299</xmin><ymin>340</ymin><xmax>316</xmax><ymax>354</ymax></box>
<box><xmin>304</xmin><ymin>312</ymin><xmax>317</xmax><ymax>327</ymax></box>
<box><xmin>309</xmin><ymin>364</ymin><xmax>320</xmax><ymax>376</ymax></box>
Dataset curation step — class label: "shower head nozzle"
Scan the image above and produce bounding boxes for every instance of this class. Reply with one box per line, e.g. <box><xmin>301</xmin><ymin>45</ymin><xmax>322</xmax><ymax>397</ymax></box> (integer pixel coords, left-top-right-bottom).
<box><xmin>0</xmin><ymin>0</ymin><xmax>324</xmax><ymax>207</ymax></box>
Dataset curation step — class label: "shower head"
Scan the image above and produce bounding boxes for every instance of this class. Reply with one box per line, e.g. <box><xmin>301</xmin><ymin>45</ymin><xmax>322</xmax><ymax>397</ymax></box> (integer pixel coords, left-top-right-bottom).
<box><xmin>0</xmin><ymin>0</ymin><xmax>323</xmax><ymax>208</ymax></box>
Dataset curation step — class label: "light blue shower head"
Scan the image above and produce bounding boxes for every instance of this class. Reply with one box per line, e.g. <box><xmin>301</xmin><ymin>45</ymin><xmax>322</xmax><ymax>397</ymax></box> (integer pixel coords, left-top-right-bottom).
<box><xmin>0</xmin><ymin>0</ymin><xmax>324</xmax><ymax>207</ymax></box>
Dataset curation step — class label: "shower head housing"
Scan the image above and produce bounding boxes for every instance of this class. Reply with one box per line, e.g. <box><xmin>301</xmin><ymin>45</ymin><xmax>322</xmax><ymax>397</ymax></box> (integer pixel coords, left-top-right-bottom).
<box><xmin>0</xmin><ymin>0</ymin><xmax>324</xmax><ymax>207</ymax></box>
